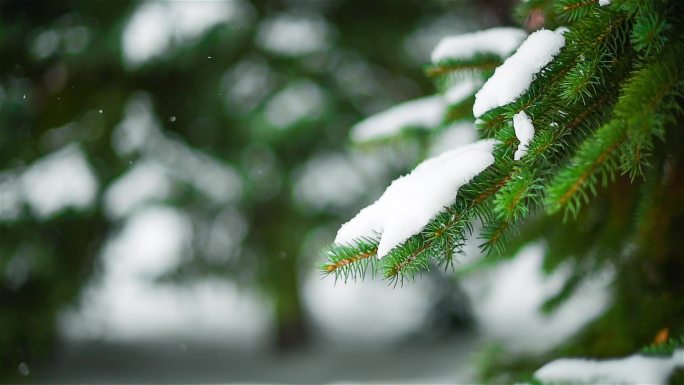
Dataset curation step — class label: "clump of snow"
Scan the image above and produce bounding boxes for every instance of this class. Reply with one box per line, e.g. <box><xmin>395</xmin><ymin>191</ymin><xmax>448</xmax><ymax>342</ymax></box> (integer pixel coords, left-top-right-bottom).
<box><xmin>445</xmin><ymin>77</ymin><xmax>483</xmax><ymax>105</ymax></box>
<box><xmin>555</xmin><ymin>26</ymin><xmax>570</xmax><ymax>35</ymax></box>
<box><xmin>431</xmin><ymin>27</ymin><xmax>527</xmax><ymax>64</ymax></box>
<box><xmin>599</xmin><ymin>0</ymin><xmax>611</xmax><ymax>6</ymax></box>
<box><xmin>350</xmin><ymin>95</ymin><xmax>446</xmax><ymax>143</ymax></box>
<box><xmin>335</xmin><ymin>139</ymin><xmax>497</xmax><ymax>258</ymax></box>
<box><xmin>513</xmin><ymin>111</ymin><xmax>535</xmax><ymax>160</ymax></box>
<box><xmin>535</xmin><ymin>349</ymin><xmax>684</xmax><ymax>385</ymax></box>
<box><xmin>473</xmin><ymin>29</ymin><xmax>565</xmax><ymax>118</ymax></box>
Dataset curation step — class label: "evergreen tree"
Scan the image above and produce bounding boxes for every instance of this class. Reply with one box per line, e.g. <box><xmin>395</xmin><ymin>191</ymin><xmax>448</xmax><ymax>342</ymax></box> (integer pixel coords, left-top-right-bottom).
<box><xmin>322</xmin><ymin>0</ymin><xmax>684</xmax><ymax>382</ymax></box>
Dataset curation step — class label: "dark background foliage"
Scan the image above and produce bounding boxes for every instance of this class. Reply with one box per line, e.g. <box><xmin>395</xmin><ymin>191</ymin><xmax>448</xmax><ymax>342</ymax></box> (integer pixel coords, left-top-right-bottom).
<box><xmin>0</xmin><ymin>0</ymin><xmax>514</xmax><ymax>382</ymax></box>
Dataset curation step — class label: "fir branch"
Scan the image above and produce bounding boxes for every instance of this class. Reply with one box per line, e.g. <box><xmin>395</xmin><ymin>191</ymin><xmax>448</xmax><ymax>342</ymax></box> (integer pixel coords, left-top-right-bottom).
<box><xmin>561</xmin><ymin>0</ymin><xmax>598</xmax><ymax>12</ymax></box>
<box><xmin>384</xmin><ymin>171</ymin><xmax>513</xmax><ymax>280</ymax></box>
<box><xmin>323</xmin><ymin>2</ymin><xmax>684</xmax><ymax>284</ymax></box>
<box><xmin>559</xmin><ymin>56</ymin><xmax>601</xmax><ymax>104</ymax></box>
<box><xmin>480</xmin><ymin>217</ymin><xmax>514</xmax><ymax>256</ymax></box>
<box><xmin>614</xmin><ymin>44</ymin><xmax>684</xmax><ymax>119</ymax></box>
<box><xmin>476</xmin><ymin>112</ymin><xmax>508</xmax><ymax>137</ymax></box>
<box><xmin>477</xmin><ymin>11</ymin><xmax>628</xmax><ymax>138</ymax></box>
<box><xmin>478</xmin><ymin>22</ymin><xmax>631</xmax><ymax>238</ymax></box>
<box><xmin>632</xmin><ymin>160</ymin><xmax>667</xmax><ymax>249</ymax></box>
<box><xmin>594</xmin><ymin>12</ymin><xmax>630</xmax><ymax>47</ymax></box>
<box><xmin>321</xmin><ymin>238</ymin><xmax>379</xmax><ymax>281</ymax></box>
<box><xmin>494</xmin><ymin>168</ymin><xmax>545</xmax><ymax>222</ymax></box>
<box><xmin>615</xmin><ymin>43</ymin><xmax>684</xmax><ymax>178</ymax></box>
<box><xmin>382</xmin><ymin>240</ymin><xmax>432</xmax><ymax>283</ymax></box>
<box><xmin>565</xmin><ymin>90</ymin><xmax>614</xmax><ymax>130</ymax></box>
<box><xmin>630</xmin><ymin>4</ymin><xmax>670</xmax><ymax>56</ymax></box>
<box><xmin>322</xmin><ymin>249</ymin><xmax>376</xmax><ymax>274</ymax></box>
<box><xmin>546</xmin><ymin>121</ymin><xmax>626</xmax><ymax>219</ymax></box>
<box><xmin>556</xmin><ymin>0</ymin><xmax>602</xmax><ymax>22</ymax></box>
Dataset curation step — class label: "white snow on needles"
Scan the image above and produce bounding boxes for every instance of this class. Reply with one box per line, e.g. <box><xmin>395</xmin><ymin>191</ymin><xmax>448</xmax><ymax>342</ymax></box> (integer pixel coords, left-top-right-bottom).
<box><xmin>534</xmin><ymin>349</ymin><xmax>684</xmax><ymax>385</ymax></box>
<box><xmin>513</xmin><ymin>111</ymin><xmax>535</xmax><ymax>160</ymax></box>
<box><xmin>350</xmin><ymin>95</ymin><xmax>446</xmax><ymax>142</ymax></box>
<box><xmin>431</xmin><ymin>27</ymin><xmax>527</xmax><ymax>63</ymax></box>
<box><xmin>350</xmin><ymin>79</ymin><xmax>483</xmax><ymax>143</ymax></box>
<box><xmin>337</xmin><ymin>28</ymin><xmax>568</xmax><ymax>255</ymax></box>
<box><xmin>473</xmin><ymin>29</ymin><xmax>565</xmax><ymax>118</ymax></box>
<box><xmin>335</xmin><ymin>139</ymin><xmax>497</xmax><ymax>257</ymax></box>
<box><xmin>352</xmin><ymin>27</ymin><xmax>538</xmax><ymax>143</ymax></box>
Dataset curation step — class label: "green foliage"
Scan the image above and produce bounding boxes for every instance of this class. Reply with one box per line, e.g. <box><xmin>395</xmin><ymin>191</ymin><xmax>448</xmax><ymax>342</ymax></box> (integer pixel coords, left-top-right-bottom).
<box><xmin>322</xmin><ymin>4</ymin><xmax>684</xmax><ymax>383</ymax></box>
<box><xmin>493</xmin><ymin>168</ymin><xmax>544</xmax><ymax>222</ymax></box>
<box><xmin>555</xmin><ymin>0</ymin><xmax>604</xmax><ymax>23</ymax></box>
<box><xmin>545</xmin><ymin>121</ymin><xmax>625</xmax><ymax>218</ymax></box>
<box><xmin>321</xmin><ymin>238</ymin><xmax>379</xmax><ymax>282</ymax></box>
<box><xmin>630</xmin><ymin>2</ymin><xmax>670</xmax><ymax>55</ymax></box>
<box><xmin>559</xmin><ymin>54</ymin><xmax>601</xmax><ymax>104</ymax></box>
<box><xmin>323</xmin><ymin>0</ymin><xmax>684</xmax><ymax>285</ymax></box>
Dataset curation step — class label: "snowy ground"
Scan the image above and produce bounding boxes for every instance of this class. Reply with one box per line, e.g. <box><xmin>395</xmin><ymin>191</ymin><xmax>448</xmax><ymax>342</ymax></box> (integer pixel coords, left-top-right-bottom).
<box><xmin>39</xmin><ymin>220</ymin><xmax>610</xmax><ymax>384</ymax></box>
<box><xmin>38</xmin><ymin>332</ymin><xmax>480</xmax><ymax>384</ymax></box>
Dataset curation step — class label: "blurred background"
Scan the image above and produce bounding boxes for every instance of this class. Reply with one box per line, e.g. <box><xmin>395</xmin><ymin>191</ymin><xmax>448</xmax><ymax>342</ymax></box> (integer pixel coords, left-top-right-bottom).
<box><xmin>0</xmin><ymin>0</ymin><xmax>597</xmax><ymax>383</ymax></box>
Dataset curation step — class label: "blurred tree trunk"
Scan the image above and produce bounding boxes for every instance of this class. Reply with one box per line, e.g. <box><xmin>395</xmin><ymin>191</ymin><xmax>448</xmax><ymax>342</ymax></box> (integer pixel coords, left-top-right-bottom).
<box><xmin>248</xmin><ymin>197</ymin><xmax>311</xmax><ymax>349</ymax></box>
